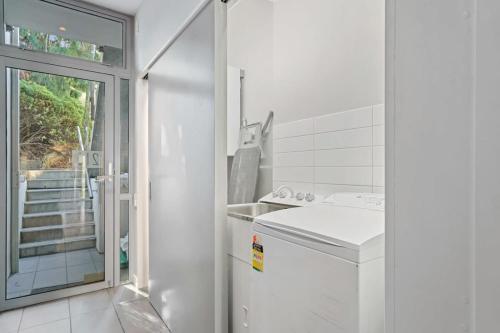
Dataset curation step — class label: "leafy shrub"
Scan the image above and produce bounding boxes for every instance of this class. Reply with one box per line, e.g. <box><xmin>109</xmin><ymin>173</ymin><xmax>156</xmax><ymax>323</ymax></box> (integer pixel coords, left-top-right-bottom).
<box><xmin>19</xmin><ymin>79</ymin><xmax>85</xmax><ymax>167</ymax></box>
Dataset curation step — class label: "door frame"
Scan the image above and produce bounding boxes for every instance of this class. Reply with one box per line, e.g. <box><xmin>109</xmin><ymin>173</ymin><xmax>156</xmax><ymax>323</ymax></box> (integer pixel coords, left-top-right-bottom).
<box><xmin>0</xmin><ymin>56</ymin><xmax>115</xmax><ymax>311</ymax></box>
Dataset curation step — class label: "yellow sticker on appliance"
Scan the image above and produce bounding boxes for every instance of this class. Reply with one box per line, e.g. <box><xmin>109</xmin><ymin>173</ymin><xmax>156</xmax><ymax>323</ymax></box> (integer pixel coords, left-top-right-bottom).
<box><xmin>252</xmin><ymin>235</ymin><xmax>264</xmax><ymax>272</ymax></box>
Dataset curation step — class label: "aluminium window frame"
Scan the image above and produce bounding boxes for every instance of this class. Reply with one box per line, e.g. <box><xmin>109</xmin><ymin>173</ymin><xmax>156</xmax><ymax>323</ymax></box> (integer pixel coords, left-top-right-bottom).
<box><xmin>0</xmin><ymin>0</ymin><xmax>137</xmax><ymax>309</ymax></box>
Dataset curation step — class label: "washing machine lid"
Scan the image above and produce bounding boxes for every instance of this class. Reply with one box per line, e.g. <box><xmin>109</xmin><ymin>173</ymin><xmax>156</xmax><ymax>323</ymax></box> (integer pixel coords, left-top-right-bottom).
<box><xmin>254</xmin><ymin>204</ymin><xmax>384</xmax><ymax>251</ymax></box>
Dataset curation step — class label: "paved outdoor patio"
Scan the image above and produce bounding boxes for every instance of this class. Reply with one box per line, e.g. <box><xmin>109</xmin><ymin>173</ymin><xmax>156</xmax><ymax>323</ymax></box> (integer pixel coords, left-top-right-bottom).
<box><xmin>7</xmin><ymin>249</ymin><xmax>104</xmax><ymax>299</ymax></box>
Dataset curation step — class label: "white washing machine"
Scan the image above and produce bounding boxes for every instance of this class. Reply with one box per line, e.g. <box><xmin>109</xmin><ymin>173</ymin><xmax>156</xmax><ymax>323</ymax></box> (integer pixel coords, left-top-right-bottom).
<box><xmin>250</xmin><ymin>193</ymin><xmax>385</xmax><ymax>333</ymax></box>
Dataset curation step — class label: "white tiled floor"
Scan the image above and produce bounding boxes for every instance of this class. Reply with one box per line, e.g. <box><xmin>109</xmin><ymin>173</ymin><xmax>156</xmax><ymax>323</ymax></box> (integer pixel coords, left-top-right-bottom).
<box><xmin>7</xmin><ymin>249</ymin><xmax>105</xmax><ymax>299</ymax></box>
<box><xmin>0</xmin><ymin>285</ymin><xmax>169</xmax><ymax>333</ymax></box>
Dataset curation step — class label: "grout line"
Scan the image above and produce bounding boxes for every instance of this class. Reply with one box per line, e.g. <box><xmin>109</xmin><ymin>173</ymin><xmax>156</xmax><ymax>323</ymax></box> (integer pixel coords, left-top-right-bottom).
<box><xmin>17</xmin><ymin>308</ymin><xmax>24</xmax><ymax>333</ymax></box>
<box><xmin>274</xmin><ymin>124</ymin><xmax>375</xmax><ymax>141</ymax></box>
<box><xmin>275</xmin><ymin>165</ymin><xmax>373</xmax><ymax>169</ymax></box>
<box><xmin>68</xmin><ymin>297</ymin><xmax>73</xmax><ymax>333</ymax></box>
<box><xmin>275</xmin><ymin>145</ymin><xmax>374</xmax><ymax>154</ymax></box>
<box><xmin>110</xmin><ymin>299</ymin><xmax>126</xmax><ymax>333</ymax></box>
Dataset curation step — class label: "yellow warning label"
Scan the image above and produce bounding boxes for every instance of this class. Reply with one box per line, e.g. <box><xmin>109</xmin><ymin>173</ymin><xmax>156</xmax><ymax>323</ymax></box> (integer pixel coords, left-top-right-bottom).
<box><xmin>252</xmin><ymin>235</ymin><xmax>264</xmax><ymax>272</ymax></box>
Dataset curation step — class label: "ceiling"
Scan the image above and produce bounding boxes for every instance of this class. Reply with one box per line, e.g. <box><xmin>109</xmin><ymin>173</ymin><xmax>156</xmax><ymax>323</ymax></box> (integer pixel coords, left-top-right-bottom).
<box><xmin>80</xmin><ymin>0</ymin><xmax>144</xmax><ymax>15</ymax></box>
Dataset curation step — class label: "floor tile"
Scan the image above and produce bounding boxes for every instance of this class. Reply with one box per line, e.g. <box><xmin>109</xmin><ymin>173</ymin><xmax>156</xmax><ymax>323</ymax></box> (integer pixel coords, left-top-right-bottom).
<box><xmin>115</xmin><ymin>299</ymin><xmax>169</xmax><ymax>333</ymax></box>
<box><xmin>20</xmin><ymin>299</ymin><xmax>69</xmax><ymax>330</ymax></box>
<box><xmin>0</xmin><ymin>308</ymin><xmax>23</xmax><ymax>333</ymax></box>
<box><xmin>66</xmin><ymin>250</ymin><xmax>92</xmax><ymax>267</ymax></box>
<box><xmin>93</xmin><ymin>259</ymin><xmax>105</xmax><ymax>273</ymax></box>
<box><xmin>89</xmin><ymin>249</ymin><xmax>105</xmax><ymax>263</ymax></box>
<box><xmin>71</xmin><ymin>307</ymin><xmax>123</xmax><ymax>333</ymax></box>
<box><xmin>37</xmin><ymin>253</ymin><xmax>66</xmax><ymax>271</ymax></box>
<box><xmin>19</xmin><ymin>318</ymin><xmax>70</xmax><ymax>333</ymax></box>
<box><xmin>69</xmin><ymin>290</ymin><xmax>112</xmax><ymax>316</ymax></box>
<box><xmin>108</xmin><ymin>285</ymin><xmax>147</xmax><ymax>305</ymax></box>
<box><xmin>33</xmin><ymin>268</ymin><xmax>67</xmax><ymax>289</ymax></box>
<box><xmin>67</xmin><ymin>263</ymin><xmax>97</xmax><ymax>284</ymax></box>
<box><xmin>19</xmin><ymin>257</ymin><xmax>39</xmax><ymax>273</ymax></box>
<box><xmin>7</xmin><ymin>272</ymin><xmax>35</xmax><ymax>293</ymax></box>
<box><xmin>7</xmin><ymin>289</ymin><xmax>32</xmax><ymax>299</ymax></box>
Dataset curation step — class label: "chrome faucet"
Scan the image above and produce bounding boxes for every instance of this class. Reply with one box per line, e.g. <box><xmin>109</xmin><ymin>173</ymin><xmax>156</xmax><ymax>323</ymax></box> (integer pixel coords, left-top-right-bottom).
<box><xmin>273</xmin><ymin>185</ymin><xmax>294</xmax><ymax>199</ymax></box>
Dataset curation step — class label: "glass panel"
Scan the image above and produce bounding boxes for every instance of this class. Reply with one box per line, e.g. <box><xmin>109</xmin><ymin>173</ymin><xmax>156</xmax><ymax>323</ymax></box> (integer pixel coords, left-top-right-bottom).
<box><xmin>120</xmin><ymin>79</ymin><xmax>129</xmax><ymax>193</ymax></box>
<box><xmin>5</xmin><ymin>68</ymin><xmax>106</xmax><ymax>299</ymax></box>
<box><xmin>4</xmin><ymin>0</ymin><xmax>124</xmax><ymax>66</ymax></box>
<box><xmin>119</xmin><ymin>200</ymin><xmax>129</xmax><ymax>282</ymax></box>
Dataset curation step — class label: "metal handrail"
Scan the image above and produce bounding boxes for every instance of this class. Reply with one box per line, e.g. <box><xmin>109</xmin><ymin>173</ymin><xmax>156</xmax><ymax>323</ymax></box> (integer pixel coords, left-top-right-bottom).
<box><xmin>77</xmin><ymin>126</ymin><xmax>94</xmax><ymax>199</ymax></box>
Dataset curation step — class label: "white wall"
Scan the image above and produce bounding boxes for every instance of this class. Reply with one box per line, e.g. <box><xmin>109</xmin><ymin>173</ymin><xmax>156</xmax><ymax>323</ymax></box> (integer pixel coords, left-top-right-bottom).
<box><xmin>228</xmin><ymin>0</ymin><xmax>273</xmax><ymax>125</ymax></box>
<box><xmin>273</xmin><ymin>0</ymin><xmax>385</xmax><ymax>124</ymax></box>
<box><xmin>227</xmin><ymin>0</ymin><xmax>274</xmax><ymax>200</ymax></box>
<box><xmin>475</xmin><ymin>1</ymin><xmax>500</xmax><ymax>331</ymax></box>
<box><xmin>386</xmin><ymin>0</ymin><xmax>475</xmax><ymax>332</ymax></box>
<box><xmin>135</xmin><ymin>0</ymin><xmax>206</xmax><ymax>71</ymax></box>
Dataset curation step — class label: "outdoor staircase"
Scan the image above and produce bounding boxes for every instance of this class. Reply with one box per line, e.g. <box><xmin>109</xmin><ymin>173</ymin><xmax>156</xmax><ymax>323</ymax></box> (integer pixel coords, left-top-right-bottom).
<box><xmin>19</xmin><ymin>170</ymin><xmax>97</xmax><ymax>258</ymax></box>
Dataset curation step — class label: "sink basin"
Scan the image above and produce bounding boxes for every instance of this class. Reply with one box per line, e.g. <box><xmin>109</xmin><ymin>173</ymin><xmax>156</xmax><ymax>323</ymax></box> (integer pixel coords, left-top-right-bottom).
<box><xmin>228</xmin><ymin>203</ymin><xmax>293</xmax><ymax>222</ymax></box>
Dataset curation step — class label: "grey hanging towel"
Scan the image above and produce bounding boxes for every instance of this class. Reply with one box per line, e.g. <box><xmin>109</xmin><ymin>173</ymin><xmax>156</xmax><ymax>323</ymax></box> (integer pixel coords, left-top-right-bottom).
<box><xmin>228</xmin><ymin>147</ymin><xmax>261</xmax><ymax>204</ymax></box>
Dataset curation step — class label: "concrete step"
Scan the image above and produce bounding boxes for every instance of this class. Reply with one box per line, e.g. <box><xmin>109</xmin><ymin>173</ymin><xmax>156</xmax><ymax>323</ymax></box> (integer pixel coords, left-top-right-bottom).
<box><xmin>26</xmin><ymin>188</ymin><xmax>90</xmax><ymax>201</ymax></box>
<box><xmin>20</xmin><ymin>222</ymin><xmax>95</xmax><ymax>244</ymax></box>
<box><xmin>27</xmin><ymin>178</ymin><xmax>87</xmax><ymax>190</ymax></box>
<box><xmin>24</xmin><ymin>198</ymin><xmax>93</xmax><ymax>214</ymax></box>
<box><xmin>19</xmin><ymin>235</ymin><xmax>96</xmax><ymax>258</ymax></box>
<box><xmin>26</xmin><ymin>169</ymin><xmax>85</xmax><ymax>180</ymax></box>
<box><xmin>23</xmin><ymin>210</ymin><xmax>94</xmax><ymax>228</ymax></box>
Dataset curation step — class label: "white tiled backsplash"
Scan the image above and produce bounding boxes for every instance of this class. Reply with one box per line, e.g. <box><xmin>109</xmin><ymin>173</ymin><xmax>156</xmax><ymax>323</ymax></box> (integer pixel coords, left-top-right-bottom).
<box><xmin>273</xmin><ymin>105</ymin><xmax>385</xmax><ymax>196</ymax></box>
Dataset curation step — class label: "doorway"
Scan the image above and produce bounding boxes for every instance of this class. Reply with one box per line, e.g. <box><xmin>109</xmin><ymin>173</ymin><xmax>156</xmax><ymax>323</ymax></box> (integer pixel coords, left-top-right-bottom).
<box><xmin>0</xmin><ymin>58</ymin><xmax>115</xmax><ymax>310</ymax></box>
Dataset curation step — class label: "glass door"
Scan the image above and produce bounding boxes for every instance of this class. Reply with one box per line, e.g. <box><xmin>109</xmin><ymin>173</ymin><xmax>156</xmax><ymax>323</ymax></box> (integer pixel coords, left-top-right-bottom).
<box><xmin>0</xmin><ymin>58</ymin><xmax>114</xmax><ymax>310</ymax></box>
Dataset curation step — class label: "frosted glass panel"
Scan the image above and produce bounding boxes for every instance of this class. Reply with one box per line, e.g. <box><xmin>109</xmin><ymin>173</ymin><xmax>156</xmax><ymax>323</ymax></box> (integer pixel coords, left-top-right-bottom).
<box><xmin>4</xmin><ymin>0</ymin><xmax>123</xmax><ymax>66</ymax></box>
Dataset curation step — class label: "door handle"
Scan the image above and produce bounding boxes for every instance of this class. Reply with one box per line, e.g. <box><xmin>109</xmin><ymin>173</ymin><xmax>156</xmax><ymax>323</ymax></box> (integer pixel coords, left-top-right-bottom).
<box><xmin>96</xmin><ymin>162</ymin><xmax>114</xmax><ymax>183</ymax></box>
<box><xmin>96</xmin><ymin>175</ymin><xmax>113</xmax><ymax>183</ymax></box>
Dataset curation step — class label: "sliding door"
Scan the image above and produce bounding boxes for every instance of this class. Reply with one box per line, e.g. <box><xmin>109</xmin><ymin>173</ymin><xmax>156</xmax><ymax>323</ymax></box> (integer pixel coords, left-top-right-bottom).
<box><xmin>148</xmin><ymin>1</ymin><xmax>227</xmax><ymax>332</ymax></box>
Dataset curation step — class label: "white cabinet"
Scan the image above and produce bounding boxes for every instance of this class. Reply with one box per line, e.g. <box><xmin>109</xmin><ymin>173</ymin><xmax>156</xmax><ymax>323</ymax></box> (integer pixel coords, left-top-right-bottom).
<box><xmin>227</xmin><ymin>216</ymin><xmax>253</xmax><ymax>333</ymax></box>
<box><xmin>229</xmin><ymin>256</ymin><xmax>251</xmax><ymax>333</ymax></box>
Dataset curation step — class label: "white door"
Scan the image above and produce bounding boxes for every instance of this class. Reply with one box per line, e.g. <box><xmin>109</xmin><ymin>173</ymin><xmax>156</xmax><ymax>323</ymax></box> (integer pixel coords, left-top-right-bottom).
<box><xmin>0</xmin><ymin>57</ymin><xmax>115</xmax><ymax>310</ymax></box>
